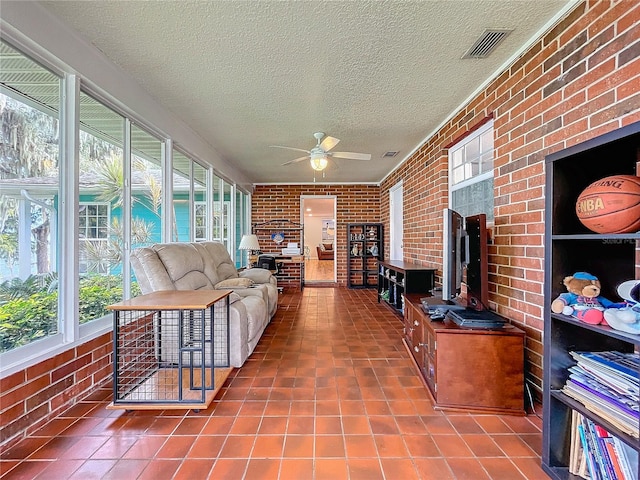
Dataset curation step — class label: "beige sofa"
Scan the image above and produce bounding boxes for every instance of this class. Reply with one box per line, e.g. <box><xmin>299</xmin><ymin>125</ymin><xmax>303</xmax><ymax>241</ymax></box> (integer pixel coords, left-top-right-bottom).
<box><xmin>130</xmin><ymin>241</ymin><xmax>278</xmax><ymax>367</ymax></box>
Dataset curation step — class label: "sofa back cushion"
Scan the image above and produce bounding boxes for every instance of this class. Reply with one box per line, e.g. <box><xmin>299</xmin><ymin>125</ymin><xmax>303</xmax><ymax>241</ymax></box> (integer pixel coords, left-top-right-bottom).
<box><xmin>199</xmin><ymin>242</ymin><xmax>239</xmax><ymax>281</ymax></box>
<box><xmin>153</xmin><ymin>243</ymin><xmax>215</xmax><ymax>290</ymax></box>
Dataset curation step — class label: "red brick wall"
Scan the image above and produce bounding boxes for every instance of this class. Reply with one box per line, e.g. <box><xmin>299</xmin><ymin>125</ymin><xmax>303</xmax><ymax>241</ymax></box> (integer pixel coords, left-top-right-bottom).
<box><xmin>0</xmin><ymin>333</ymin><xmax>112</xmax><ymax>449</ymax></box>
<box><xmin>252</xmin><ymin>185</ymin><xmax>381</xmax><ymax>286</ymax></box>
<box><xmin>381</xmin><ymin>0</ymin><xmax>640</xmax><ymax>394</ymax></box>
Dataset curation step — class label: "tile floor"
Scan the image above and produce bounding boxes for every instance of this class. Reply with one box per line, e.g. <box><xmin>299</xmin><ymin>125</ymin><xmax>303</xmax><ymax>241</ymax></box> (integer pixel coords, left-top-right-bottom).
<box><xmin>0</xmin><ymin>287</ymin><xmax>549</xmax><ymax>480</ymax></box>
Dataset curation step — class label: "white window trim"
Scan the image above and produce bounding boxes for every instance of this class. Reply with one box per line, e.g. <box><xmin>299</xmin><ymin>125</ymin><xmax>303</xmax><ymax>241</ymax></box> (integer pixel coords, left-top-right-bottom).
<box><xmin>448</xmin><ymin>119</ymin><xmax>494</xmax><ymax>197</ymax></box>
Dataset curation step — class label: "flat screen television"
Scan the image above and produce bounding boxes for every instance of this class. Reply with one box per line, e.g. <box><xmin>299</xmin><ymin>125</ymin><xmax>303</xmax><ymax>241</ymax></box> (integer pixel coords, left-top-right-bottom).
<box><xmin>442</xmin><ymin>208</ymin><xmax>489</xmax><ymax>311</ymax></box>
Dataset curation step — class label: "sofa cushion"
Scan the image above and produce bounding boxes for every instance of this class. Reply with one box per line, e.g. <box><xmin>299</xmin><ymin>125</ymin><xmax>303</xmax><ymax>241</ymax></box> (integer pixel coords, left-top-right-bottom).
<box><xmin>240</xmin><ymin>268</ymin><xmax>273</xmax><ymax>284</ymax></box>
<box><xmin>241</xmin><ymin>295</ymin><xmax>267</xmax><ymax>343</ymax></box>
<box><xmin>323</xmin><ymin>243</ymin><xmax>333</xmax><ymax>250</ymax></box>
<box><xmin>216</xmin><ymin>277</ymin><xmax>254</xmax><ymax>289</ymax></box>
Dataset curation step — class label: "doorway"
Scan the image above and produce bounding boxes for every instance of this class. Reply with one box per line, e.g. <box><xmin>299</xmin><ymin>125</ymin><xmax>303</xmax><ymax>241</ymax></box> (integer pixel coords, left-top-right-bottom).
<box><xmin>301</xmin><ymin>195</ymin><xmax>336</xmax><ymax>284</ymax></box>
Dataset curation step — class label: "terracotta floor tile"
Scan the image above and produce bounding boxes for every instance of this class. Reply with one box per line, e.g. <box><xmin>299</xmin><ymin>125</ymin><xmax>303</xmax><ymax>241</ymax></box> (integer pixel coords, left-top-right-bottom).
<box><xmin>201</xmin><ymin>415</ymin><xmax>235</xmax><ymax>435</ymax></box>
<box><xmin>479</xmin><ymin>457</ymin><xmax>528</xmax><ymax>480</ymax></box>
<box><xmin>395</xmin><ymin>415</ymin><xmax>428</xmax><ymax>435</ymax></box>
<box><xmin>230</xmin><ymin>415</ymin><xmax>262</xmax><ymax>435</ymax></box>
<box><xmin>208</xmin><ymin>458</ymin><xmax>248</xmax><ymax>479</ymax></box>
<box><xmin>251</xmin><ymin>435</ymin><xmax>285</xmax><ymax>457</ymax></box>
<box><xmin>67</xmin><ymin>459</ymin><xmax>118</xmax><ymax>480</ymax></box>
<box><xmin>244</xmin><ymin>458</ymin><xmax>281</xmax><ymax>479</ymax></box>
<box><xmin>474</xmin><ymin>415</ymin><xmax>513</xmax><ymax>434</ymax></box>
<box><xmin>374</xmin><ymin>434</ymin><xmax>409</xmax><ymax>457</ymax></box>
<box><xmin>344</xmin><ymin>435</ymin><xmax>377</xmax><ymax>458</ymax></box>
<box><xmin>186</xmin><ymin>435</ymin><xmax>225</xmax><ymax>459</ymax></box>
<box><xmin>173</xmin><ymin>417</ymin><xmax>208</xmax><ymax>436</ymax></box>
<box><xmin>461</xmin><ymin>433</ymin><xmax>505</xmax><ymax>457</ymax></box>
<box><xmin>447</xmin><ymin>415</ymin><xmax>485</xmax><ymax>434</ymax></box>
<box><xmin>347</xmin><ymin>458</ymin><xmax>384</xmax><ymax>480</ymax></box>
<box><xmin>279</xmin><ymin>458</ymin><xmax>313</xmax><ymax>480</ymax></box>
<box><xmin>446</xmin><ymin>457</ymin><xmax>492</xmax><ymax>480</ymax></box>
<box><xmin>510</xmin><ymin>456</ymin><xmax>551</xmax><ymax>480</ymax></box>
<box><xmin>422</xmin><ymin>415</ymin><xmax>456</xmax><ymax>434</ymax></box>
<box><xmin>492</xmin><ymin>434</ymin><xmax>538</xmax><ymax>457</ymax></box>
<box><xmin>58</xmin><ymin>436</ymin><xmax>108</xmax><ymax>460</ymax></box>
<box><xmin>315</xmin><ymin>416</ymin><xmax>343</xmax><ymax>435</ymax></box>
<box><xmin>369</xmin><ymin>416</ymin><xmax>399</xmax><ymax>435</ymax></box>
<box><xmin>380</xmin><ymin>458</ymin><xmax>421</xmax><ymax>479</ymax></box>
<box><xmin>122</xmin><ymin>436</ymin><xmax>166</xmax><ymax>459</ymax></box>
<box><xmin>402</xmin><ymin>434</ymin><xmax>441</xmax><ymax>457</ymax></box>
<box><xmin>100</xmin><ymin>459</ymin><xmax>149</xmax><ymax>480</ymax></box>
<box><xmin>258</xmin><ymin>416</ymin><xmax>288</xmax><ymax>435</ymax></box>
<box><xmin>218</xmin><ymin>435</ymin><xmax>255</xmax><ymax>458</ymax></box>
<box><xmin>90</xmin><ymin>435</ymin><xmax>139</xmax><ymax>459</ymax></box>
<box><xmin>315</xmin><ymin>458</ymin><xmax>349</xmax><ymax>480</ymax></box>
<box><xmin>286</xmin><ymin>416</ymin><xmax>315</xmax><ymax>435</ymax></box>
<box><xmin>32</xmin><ymin>459</ymin><xmax>83</xmax><ymax>479</ymax></box>
<box><xmin>341</xmin><ymin>416</ymin><xmax>372</xmax><ymax>435</ymax></box>
<box><xmin>27</xmin><ymin>436</ymin><xmax>81</xmax><ymax>460</ymax></box>
<box><xmin>2</xmin><ymin>460</ymin><xmax>51</xmax><ymax>480</ymax></box>
<box><xmin>432</xmin><ymin>434</ymin><xmax>474</xmax><ymax>458</ymax></box>
<box><xmin>283</xmin><ymin>435</ymin><xmax>314</xmax><ymax>458</ymax></box>
<box><xmin>172</xmin><ymin>458</ymin><xmax>214</xmax><ymax>479</ymax></box>
<box><xmin>315</xmin><ymin>435</ymin><xmax>345</xmax><ymax>457</ymax></box>
<box><xmin>413</xmin><ymin>458</ymin><xmax>456</xmax><ymax>480</ymax></box>
<box><xmin>155</xmin><ymin>435</ymin><xmax>197</xmax><ymax>459</ymax></box>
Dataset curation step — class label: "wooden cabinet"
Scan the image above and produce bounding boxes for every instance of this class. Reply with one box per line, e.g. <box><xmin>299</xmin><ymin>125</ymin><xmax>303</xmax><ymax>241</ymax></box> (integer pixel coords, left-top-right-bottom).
<box><xmin>377</xmin><ymin>260</ymin><xmax>435</xmax><ymax>315</ymax></box>
<box><xmin>404</xmin><ymin>295</ymin><xmax>526</xmax><ymax>415</ymax></box>
<box><xmin>347</xmin><ymin>223</ymin><xmax>383</xmax><ymax>288</ymax></box>
<box><xmin>542</xmin><ymin>122</ymin><xmax>640</xmax><ymax>479</ymax></box>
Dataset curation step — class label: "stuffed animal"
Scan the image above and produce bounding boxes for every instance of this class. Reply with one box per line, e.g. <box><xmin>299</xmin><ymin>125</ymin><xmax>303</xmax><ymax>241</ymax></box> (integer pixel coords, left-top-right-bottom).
<box><xmin>551</xmin><ymin>272</ymin><xmax>626</xmax><ymax>325</ymax></box>
<box><xmin>604</xmin><ymin>280</ymin><xmax>640</xmax><ymax>334</ymax></box>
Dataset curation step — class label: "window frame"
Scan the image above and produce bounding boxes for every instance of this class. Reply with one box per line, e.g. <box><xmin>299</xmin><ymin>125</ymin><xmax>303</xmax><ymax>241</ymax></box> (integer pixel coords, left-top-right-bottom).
<box><xmin>448</xmin><ymin>119</ymin><xmax>495</xmax><ymax>219</ymax></box>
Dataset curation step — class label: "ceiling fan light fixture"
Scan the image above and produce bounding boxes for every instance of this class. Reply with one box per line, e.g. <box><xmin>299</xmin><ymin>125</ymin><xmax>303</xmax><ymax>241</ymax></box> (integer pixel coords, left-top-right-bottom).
<box><xmin>310</xmin><ymin>154</ymin><xmax>328</xmax><ymax>171</ymax></box>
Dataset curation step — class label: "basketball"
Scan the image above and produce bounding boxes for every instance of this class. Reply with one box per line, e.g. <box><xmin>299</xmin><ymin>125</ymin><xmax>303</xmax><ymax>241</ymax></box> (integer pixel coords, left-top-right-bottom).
<box><xmin>575</xmin><ymin>174</ymin><xmax>640</xmax><ymax>234</ymax></box>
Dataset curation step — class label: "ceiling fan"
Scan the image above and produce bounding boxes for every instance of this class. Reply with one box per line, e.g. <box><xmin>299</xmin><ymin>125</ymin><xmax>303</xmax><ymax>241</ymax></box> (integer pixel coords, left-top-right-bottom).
<box><xmin>270</xmin><ymin>132</ymin><xmax>371</xmax><ymax>172</ymax></box>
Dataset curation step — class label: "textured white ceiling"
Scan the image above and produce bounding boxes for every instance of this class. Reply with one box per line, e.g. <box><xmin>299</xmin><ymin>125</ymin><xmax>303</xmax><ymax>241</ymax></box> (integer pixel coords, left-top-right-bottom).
<box><xmin>40</xmin><ymin>0</ymin><xmax>572</xmax><ymax>184</ymax></box>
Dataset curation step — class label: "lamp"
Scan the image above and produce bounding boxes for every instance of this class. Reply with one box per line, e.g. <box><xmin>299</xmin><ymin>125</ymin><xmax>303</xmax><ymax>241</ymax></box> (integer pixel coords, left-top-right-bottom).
<box><xmin>310</xmin><ymin>153</ymin><xmax>328</xmax><ymax>171</ymax></box>
<box><xmin>239</xmin><ymin>234</ymin><xmax>261</xmax><ymax>253</ymax></box>
<box><xmin>239</xmin><ymin>234</ymin><xmax>261</xmax><ymax>267</ymax></box>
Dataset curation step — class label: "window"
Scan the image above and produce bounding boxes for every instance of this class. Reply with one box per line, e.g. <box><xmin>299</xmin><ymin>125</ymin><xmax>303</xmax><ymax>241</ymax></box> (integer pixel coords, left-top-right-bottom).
<box><xmin>448</xmin><ymin>120</ymin><xmax>494</xmax><ymax>220</ymax></box>
<box><xmin>0</xmin><ymin>41</ymin><xmax>61</xmax><ymax>353</ymax></box>
<box><xmin>78</xmin><ymin>203</ymin><xmax>110</xmax><ymax>273</ymax></box>
<box><xmin>194</xmin><ymin>202</ymin><xmax>207</xmax><ymax>241</ymax></box>
<box><xmin>0</xmin><ymin>35</ymin><xmax>245</xmax><ymax>373</ymax></box>
<box><xmin>78</xmin><ymin>91</ymin><xmax>125</xmax><ymax>325</ymax></box>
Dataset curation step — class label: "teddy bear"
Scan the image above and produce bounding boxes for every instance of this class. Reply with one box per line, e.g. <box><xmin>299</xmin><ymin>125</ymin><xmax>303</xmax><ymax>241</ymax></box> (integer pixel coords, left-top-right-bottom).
<box><xmin>551</xmin><ymin>272</ymin><xmax>626</xmax><ymax>325</ymax></box>
<box><xmin>603</xmin><ymin>279</ymin><xmax>640</xmax><ymax>334</ymax></box>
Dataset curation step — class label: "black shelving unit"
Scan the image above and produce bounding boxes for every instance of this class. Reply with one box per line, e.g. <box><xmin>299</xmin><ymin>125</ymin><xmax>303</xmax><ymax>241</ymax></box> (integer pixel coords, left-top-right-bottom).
<box><xmin>542</xmin><ymin>121</ymin><xmax>640</xmax><ymax>480</ymax></box>
<box><xmin>377</xmin><ymin>260</ymin><xmax>435</xmax><ymax>315</ymax></box>
<box><xmin>347</xmin><ymin>223</ymin><xmax>383</xmax><ymax>288</ymax></box>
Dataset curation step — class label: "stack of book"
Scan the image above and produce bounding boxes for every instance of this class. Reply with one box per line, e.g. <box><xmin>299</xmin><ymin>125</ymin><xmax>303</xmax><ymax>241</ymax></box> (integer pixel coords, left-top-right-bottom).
<box><xmin>563</xmin><ymin>351</ymin><xmax>639</xmax><ymax>439</ymax></box>
<box><xmin>570</xmin><ymin>411</ymin><xmax>638</xmax><ymax>480</ymax></box>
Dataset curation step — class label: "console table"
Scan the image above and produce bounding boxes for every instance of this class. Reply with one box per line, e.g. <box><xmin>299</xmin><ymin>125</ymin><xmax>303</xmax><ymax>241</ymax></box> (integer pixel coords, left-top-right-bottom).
<box><xmin>404</xmin><ymin>294</ymin><xmax>525</xmax><ymax>415</ymax></box>
<box><xmin>107</xmin><ymin>290</ymin><xmax>231</xmax><ymax>411</ymax></box>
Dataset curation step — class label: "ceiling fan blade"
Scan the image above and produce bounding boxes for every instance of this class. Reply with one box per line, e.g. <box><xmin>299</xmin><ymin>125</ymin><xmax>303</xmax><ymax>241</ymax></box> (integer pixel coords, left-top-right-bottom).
<box><xmin>281</xmin><ymin>155</ymin><xmax>310</xmax><ymax>166</ymax></box>
<box><xmin>330</xmin><ymin>151</ymin><xmax>371</xmax><ymax>161</ymax></box>
<box><xmin>270</xmin><ymin>145</ymin><xmax>311</xmax><ymax>154</ymax></box>
<box><xmin>319</xmin><ymin>136</ymin><xmax>340</xmax><ymax>152</ymax></box>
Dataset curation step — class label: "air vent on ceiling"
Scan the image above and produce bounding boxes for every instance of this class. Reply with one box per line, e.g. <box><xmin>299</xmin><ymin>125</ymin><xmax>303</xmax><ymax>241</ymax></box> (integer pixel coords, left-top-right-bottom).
<box><xmin>383</xmin><ymin>151</ymin><xmax>399</xmax><ymax>158</ymax></box>
<box><xmin>462</xmin><ymin>29</ymin><xmax>513</xmax><ymax>59</ymax></box>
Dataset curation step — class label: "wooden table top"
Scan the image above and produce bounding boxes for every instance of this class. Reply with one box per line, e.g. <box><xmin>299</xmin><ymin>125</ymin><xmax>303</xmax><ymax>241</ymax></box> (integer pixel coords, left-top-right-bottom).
<box><xmin>107</xmin><ymin>290</ymin><xmax>230</xmax><ymax>311</ymax></box>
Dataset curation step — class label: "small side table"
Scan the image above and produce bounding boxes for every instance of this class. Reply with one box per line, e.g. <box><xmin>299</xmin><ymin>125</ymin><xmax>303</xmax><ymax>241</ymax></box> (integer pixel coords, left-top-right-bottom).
<box><xmin>107</xmin><ymin>289</ymin><xmax>231</xmax><ymax>411</ymax></box>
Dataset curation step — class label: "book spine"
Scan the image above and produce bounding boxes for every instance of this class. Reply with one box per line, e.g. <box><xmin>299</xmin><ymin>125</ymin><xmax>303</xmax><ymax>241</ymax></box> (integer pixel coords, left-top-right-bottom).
<box><xmin>578</xmin><ymin>422</ymin><xmax>603</xmax><ymax>480</ymax></box>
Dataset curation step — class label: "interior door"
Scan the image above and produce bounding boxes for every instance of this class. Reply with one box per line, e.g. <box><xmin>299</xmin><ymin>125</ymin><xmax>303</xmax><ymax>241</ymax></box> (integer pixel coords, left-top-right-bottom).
<box><xmin>390</xmin><ymin>181</ymin><xmax>403</xmax><ymax>260</ymax></box>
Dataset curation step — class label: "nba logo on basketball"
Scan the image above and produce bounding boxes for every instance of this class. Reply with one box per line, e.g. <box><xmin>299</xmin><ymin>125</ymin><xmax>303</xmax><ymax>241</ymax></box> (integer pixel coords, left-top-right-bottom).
<box><xmin>575</xmin><ymin>174</ymin><xmax>640</xmax><ymax>234</ymax></box>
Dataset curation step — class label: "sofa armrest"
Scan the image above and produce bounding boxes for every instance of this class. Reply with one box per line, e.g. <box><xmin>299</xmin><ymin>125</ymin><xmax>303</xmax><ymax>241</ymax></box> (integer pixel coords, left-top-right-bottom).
<box><xmin>240</xmin><ymin>268</ymin><xmax>275</xmax><ymax>285</ymax></box>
